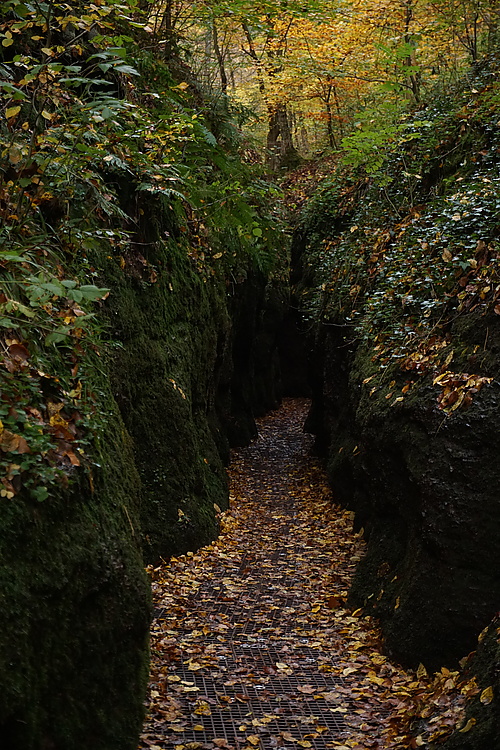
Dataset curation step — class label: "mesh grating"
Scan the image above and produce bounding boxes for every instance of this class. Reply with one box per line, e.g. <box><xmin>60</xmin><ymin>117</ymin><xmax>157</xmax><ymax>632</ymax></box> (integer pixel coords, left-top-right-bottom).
<box><xmin>141</xmin><ymin>402</ymin><xmax>375</xmax><ymax>749</ymax></box>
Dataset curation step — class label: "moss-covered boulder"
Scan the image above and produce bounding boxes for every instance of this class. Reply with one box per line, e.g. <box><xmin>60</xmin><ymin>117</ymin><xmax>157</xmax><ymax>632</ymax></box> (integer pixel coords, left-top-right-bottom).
<box><xmin>0</xmin><ymin>4</ymin><xmax>290</xmax><ymax>744</ymax></box>
<box><xmin>0</xmin><ymin>393</ymin><xmax>151</xmax><ymax>750</ymax></box>
<box><xmin>96</xmin><ymin>201</ymin><xmax>286</xmax><ymax>562</ymax></box>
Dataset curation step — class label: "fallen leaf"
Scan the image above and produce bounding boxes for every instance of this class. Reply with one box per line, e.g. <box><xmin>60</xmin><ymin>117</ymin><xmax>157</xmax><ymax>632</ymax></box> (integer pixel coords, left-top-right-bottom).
<box><xmin>417</xmin><ymin>663</ymin><xmax>428</xmax><ymax>679</ymax></box>
<box><xmin>5</xmin><ymin>105</ymin><xmax>21</xmax><ymax>119</ymax></box>
<box><xmin>459</xmin><ymin>718</ymin><xmax>477</xmax><ymax>732</ymax></box>
<box><xmin>297</xmin><ymin>684</ymin><xmax>316</xmax><ymax>694</ymax></box>
<box><xmin>8</xmin><ymin>343</ymin><xmax>29</xmax><ymax>361</ymax></box>
<box><xmin>480</xmin><ymin>686</ymin><xmax>493</xmax><ymax>705</ymax></box>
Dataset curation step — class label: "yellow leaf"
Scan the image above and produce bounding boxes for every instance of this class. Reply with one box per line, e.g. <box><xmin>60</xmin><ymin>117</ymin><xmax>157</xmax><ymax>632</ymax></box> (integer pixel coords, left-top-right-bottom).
<box><xmin>342</xmin><ymin>666</ymin><xmax>357</xmax><ymax>676</ymax></box>
<box><xmin>41</xmin><ymin>110</ymin><xmax>54</xmax><ymax>120</ymax></box>
<box><xmin>5</xmin><ymin>106</ymin><xmax>21</xmax><ymax>120</ymax></box>
<box><xmin>459</xmin><ymin>718</ymin><xmax>476</xmax><ymax>733</ymax></box>
<box><xmin>2</xmin><ymin>37</ymin><xmax>14</xmax><ymax>47</ymax></box>
<box><xmin>298</xmin><ymin>742</ymin><xmax>312</xmax><ymax>748</ymax></box>
<box><xmin>247</xmin><ymin>736</ymin><xmax>260</xmax><ymax>746</ymax></box>
<box><xmin>417</xmin><ymin>663</ymin><xmax>428</xmax><ymax>679</ymax></box>
<box><xmin>480</xmin><ymin>686</ymin><xmax>494</xmax><ymax>705</ymax></box>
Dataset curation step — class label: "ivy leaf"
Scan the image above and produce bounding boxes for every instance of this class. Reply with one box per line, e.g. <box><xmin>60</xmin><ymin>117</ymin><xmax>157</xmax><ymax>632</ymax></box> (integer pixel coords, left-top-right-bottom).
<box><xmin>32</xmin><ymin>486</ymin><xmax>49</xmax><ymax>502</ymax></box>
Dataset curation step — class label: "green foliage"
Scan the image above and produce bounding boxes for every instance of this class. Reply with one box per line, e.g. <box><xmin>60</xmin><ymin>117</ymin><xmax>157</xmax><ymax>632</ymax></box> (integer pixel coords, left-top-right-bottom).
<box><xmin>340</xmin><ymin>103</ymin><xmax>434</xmax><ymax>183</ymax></box>
<box><xmin>0</xmin><ymin>0</ymin><xmax>286</xmax><ymax>504</ymax></box>
<box><xmin>299</xmin><ymin>62</ymin><xmax>500</xmax><ymax>408</ymax></box>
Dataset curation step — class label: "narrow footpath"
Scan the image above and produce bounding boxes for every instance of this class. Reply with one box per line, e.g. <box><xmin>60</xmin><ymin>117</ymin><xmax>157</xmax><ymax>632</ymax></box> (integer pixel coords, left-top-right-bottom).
<box><xmin>139</xmin><ymin>400</ymin><xmax>474</xmax><ymax>750</ymax></box>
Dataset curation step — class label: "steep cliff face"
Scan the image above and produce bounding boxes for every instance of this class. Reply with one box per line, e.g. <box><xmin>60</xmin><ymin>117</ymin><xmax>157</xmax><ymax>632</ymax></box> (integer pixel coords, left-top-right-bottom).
<box><xmin>0</xmin><ymin>208</ymin><xmax>287</xmax><ymax>748</ymax></box>
<box><xmin>0</xmin><ymin>386</ymin><xmax>151</xmax><ymax>750</ymax></box>
<box><xmin>295</xmin><ymin>62</ymin><xmax>500</xmax><ymax>746</ymax></box>
<box><xmin>102</xmin><ymin>237</ymin><xmax>286</xmax><ymax>562</ymax></box>
<box><xmin>306</xmin><ymin>314</ymin><xmax>500</xmax><ymax>671</ymax></box>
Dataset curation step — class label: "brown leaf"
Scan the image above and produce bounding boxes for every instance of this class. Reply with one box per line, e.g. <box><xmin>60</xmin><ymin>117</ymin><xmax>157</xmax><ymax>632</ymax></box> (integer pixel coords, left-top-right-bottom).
<box><xmin>66</xmin><ymin>450</ymin><xmax>81</xmax><ymax>467</ymax></box>
<box><xmin>9</xmin><ymin>343</ymin><xmax>30</xmax><ymax>361</ymax></box>
<box><xmin>0</xmin><ymin>430</ymin><xmax>30</xmax><ymax>454</ymax></box>
<box><xmin>297</xmin><ymin>684</ymin><xmax>316</xmax><ymax>694</ymax></box>
<box><xmin>327</xmin><ymin>595</ymin><xmax>340</xmax><ymax>608</ymax></box>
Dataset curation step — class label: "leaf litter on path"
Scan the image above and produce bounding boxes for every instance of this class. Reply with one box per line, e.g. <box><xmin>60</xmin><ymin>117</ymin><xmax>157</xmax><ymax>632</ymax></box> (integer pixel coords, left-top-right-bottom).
<box><xmin>139</xmin><ymin>399</ymin><xmax>477</xmax><ymax>750</ymax></box>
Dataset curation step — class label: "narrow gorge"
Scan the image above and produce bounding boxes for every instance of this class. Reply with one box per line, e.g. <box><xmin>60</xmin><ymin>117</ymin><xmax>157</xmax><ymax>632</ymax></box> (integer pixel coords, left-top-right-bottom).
<box><xmin>1</xmin><ymin>2</ymin><xmax>500</xmax><ymax>749</ymax></box>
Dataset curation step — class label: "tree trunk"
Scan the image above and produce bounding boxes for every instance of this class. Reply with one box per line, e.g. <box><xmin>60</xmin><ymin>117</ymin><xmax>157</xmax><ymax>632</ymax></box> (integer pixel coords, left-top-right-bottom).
<box><xmin>213</xmin><ymin>20</ymin><xmax>228</xmax><ymax>93</ymax></box>
<box><xmin>403</xmin><ymin>0</ymin><xmax>421</xmax><ymax>103</ymax></box>
<box><xmin>162</xmin><ymin>0</ymin><xmax>177</xmax><ymax>59</ymax></box>
<box><xmin>266</xmin><ymin>104</ymin><xmax>299</xmax><ymax>170</ymax></box>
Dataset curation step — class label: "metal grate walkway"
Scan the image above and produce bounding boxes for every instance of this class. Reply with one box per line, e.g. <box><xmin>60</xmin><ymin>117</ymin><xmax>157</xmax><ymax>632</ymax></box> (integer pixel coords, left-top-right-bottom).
<box><xmin>139</xmin><ymin>399</ymin><xmax>391</xmax><ymax>750</ymax></box>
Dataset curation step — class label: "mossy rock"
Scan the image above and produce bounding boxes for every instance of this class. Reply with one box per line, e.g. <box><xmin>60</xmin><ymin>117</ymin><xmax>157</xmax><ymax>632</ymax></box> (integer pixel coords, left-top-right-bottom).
<box><xmin>94</xmin><ymin>216</ymin><xmax>286</xmax><ymax>561</ymax></box>
<box><xmin>0</xmin><ymin>395</ymin><xmax>151</xmax><ymax>749</ymax></box>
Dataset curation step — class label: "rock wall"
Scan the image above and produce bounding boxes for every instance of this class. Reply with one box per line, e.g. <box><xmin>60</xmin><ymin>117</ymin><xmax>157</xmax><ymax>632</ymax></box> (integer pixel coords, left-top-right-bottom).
<box><xmin>305</xmin><ymin>313</ymin><xmax>500</xmax><ymax>671</ymax></box>
<box><xmin>0</xmin><ymin>200</ymin><xmax>287</xmax><ymax>749</ymax></box>
<box><xmin>0</xmin><ymin>8</ymin><xmax>290</xmax><ymax>745</ymax></box>
<box><xmin>292</xmin><ymin>69</ymin><xmax>500</xmax><ymax>741</ymax></box>
<box><xmin>0</xmin><ymin>387</ymin><xmax>151</xmax><ymax>750</ymax></box>
<box><xmin>99</xmin><ymin>200</ymin><xmax>286</xmax><ymax>562</ymax></box>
